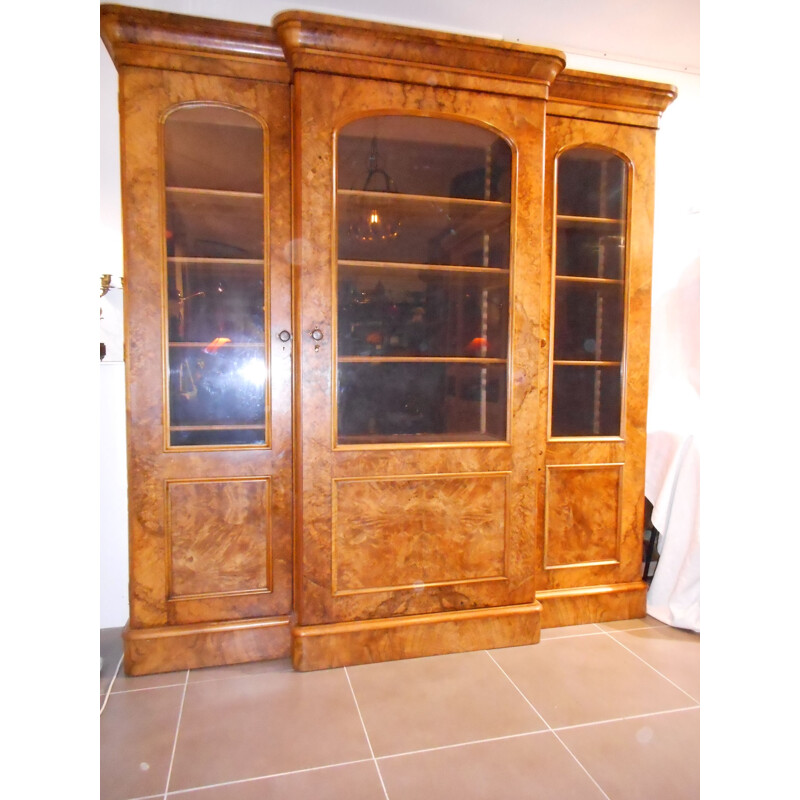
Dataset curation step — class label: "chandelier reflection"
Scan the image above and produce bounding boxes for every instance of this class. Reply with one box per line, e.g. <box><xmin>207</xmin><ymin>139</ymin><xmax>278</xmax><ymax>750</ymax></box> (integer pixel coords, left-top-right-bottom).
<box><xmin>349</xmin><ymin>136</ymin><xmax>401</xmax><ymax>243</ymax></box>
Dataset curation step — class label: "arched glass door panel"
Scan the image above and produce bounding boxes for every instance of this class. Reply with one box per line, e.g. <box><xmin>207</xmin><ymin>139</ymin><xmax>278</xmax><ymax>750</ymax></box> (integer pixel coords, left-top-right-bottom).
<box><xmin>335</xmin><ymin>115</ymin><xmax>513</xmax><ymax>445</ymax></box>
<box><xmin>551</xmin><ymin>146</ymin><xmax>629</xmax><ymax>438</ymax></box>
<box><xmin>163</xmin><ymin>105</ymin><xmax>268</xmax><ymax>447</ymax></box>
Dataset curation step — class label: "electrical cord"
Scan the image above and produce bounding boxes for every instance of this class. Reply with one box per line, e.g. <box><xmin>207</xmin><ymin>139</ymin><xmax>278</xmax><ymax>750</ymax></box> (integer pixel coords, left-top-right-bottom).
<box><xmin>100</xmin><ymin>654</ymin><xmax>124</xmax><ymax>716</ymax></box>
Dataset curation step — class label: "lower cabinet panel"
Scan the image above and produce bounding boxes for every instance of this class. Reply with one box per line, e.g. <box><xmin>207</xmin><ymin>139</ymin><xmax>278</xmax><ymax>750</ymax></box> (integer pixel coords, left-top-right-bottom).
<box><xmin>544</xmin><ymin>464</ymin><xmax>622</xmax><ymax>569</ymax></box>
<box><xmin>167</xmin><ymin>477</ymin><xmax>273</xmax><ymax>599</ymax></box>
<box><xmin>332</xmin><ymin>473</ymin><xmax>509</xmax><ymax>595</ymax></box>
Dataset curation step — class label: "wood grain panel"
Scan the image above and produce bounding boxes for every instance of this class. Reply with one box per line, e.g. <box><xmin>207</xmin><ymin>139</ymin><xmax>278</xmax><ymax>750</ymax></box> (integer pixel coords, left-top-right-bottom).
<box><xmin>332</xmin><ymin>473</ymin><xmax>508</xmax><ymax>595</ymax></box>
<box><xmin>544</xmin><ymin>464</ymin><xmax>622</xmax><ymax>568</ymax></box>
<box><xmin>167</xmin><ymin>478</ymin><xmax>271</xmax><ymax>599</ymax></box>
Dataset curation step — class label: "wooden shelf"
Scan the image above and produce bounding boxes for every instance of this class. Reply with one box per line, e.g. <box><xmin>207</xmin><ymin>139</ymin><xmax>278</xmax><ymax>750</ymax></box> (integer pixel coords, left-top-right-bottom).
<box><xmin>339</xmin><ymin>356</ymin><xmax>507</xmax><ymax>364</ymax></box>
<box><xmin>168</xmin><ymin>257</ymin><xmax>264</xmax><ymax>265</ymax></box>
<box><xmin>338</xmin><ymin>430</ymin><xmax>505</xmax><ymax>445</ymax></box>
<box><xmin>553</xmin><ymin>360</ymin><xmax>621</xmax><ymax>367</ymax></box>
<box><xmin>166</xmin><ymin>186</ymin><xmax>263</xmax><ymax>199</ymax></box>
<box><xmin>170</xmin><ymin>425</ymin><xmax>265</xmax><ymax>431</ymax></box>
<box><xmin>339</xmin><ymin>188</ymin><xmax>510</xmax><ymax>208</ymax></box>
<box><xmin>556</xmin><ymin>214</ymin><xmax>624</xmax><ymax>228</ymax></box>
<box><xmin>339</xmin><ymin>259</ymin><xmax>508</xmax><ymax>275</ymax></box>
<box><xmin>555</xmin><ymin>275</ymin><xmax>623</xmax><ymax>286</ymax></box>
<box><xmin>168</xmin><ymin>342</ymin><xmax>264</xmax><ymax>348</ymax></box>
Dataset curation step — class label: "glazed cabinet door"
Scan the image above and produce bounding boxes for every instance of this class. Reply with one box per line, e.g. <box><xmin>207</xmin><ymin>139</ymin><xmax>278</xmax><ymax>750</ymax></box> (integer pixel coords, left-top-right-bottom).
<box><xmin>120</xmin><ymin>67</ymin><xmax>293</xmax><ymax>671</ymax></box>
<box><xmin>537</xmin><ymin>114</ymin><xmax>657</xmax><ymax>623</ymax></box>
<box><xmin>291</xmin><ymin>72</ymin><xmax>546</xmax><ymax>666</ymax></box>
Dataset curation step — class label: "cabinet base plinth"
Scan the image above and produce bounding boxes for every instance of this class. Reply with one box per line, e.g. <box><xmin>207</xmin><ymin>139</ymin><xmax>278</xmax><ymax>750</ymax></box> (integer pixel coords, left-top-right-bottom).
<box><xmin>537</xmin><ymin>581</ymin><xmax>648</xmax><ymax>628</ymax></box>
<box><xmin>291</xmin><ymin>603</ymin><xmax>541</xmax><ymax>671</ymax></box>
<box><xmin>123</xmin><ymin>616</ymin><xmax>292</xmax><ymax>676</ymax></box>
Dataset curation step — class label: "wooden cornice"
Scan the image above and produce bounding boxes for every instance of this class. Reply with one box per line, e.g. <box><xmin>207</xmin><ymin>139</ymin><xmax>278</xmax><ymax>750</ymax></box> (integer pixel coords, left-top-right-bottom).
<box><xmin>100</xmin><ymin>4</ymin><xmax>290</xmax><ymax>83</ymax></box>
<box><xmin>272</xmin><ymin>9</ymin><xmax>567</xmax><ymax>100</ymax></box>
<box><xmin>99</xmin><ymin>6</ymin><xmax>678</xmax><ymax>122</ymax></box>
<box><xmin>549</xmin><ymin>69</ymin><xmax>677</xmax><ymax>128</ymax></box>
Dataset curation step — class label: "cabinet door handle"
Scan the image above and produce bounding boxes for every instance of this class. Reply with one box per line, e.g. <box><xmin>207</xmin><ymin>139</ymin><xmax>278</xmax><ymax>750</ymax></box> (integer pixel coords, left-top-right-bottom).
<box><xmin>310</xmin><ymin>328</ymin><xmax>324</xmax><ymax>342</ymax></box>
<box><xmin>278</xmin><ymin>330</ymin><xmax>292</xmax><ymax>342</ymax></box>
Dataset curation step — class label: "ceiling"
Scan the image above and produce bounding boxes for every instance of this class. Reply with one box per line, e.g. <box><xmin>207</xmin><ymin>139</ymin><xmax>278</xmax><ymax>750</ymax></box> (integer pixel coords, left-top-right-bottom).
<box><xmin>114</xmin><ymin>0</ymin><xmax>700</xmax><ymax>74</ymax></box>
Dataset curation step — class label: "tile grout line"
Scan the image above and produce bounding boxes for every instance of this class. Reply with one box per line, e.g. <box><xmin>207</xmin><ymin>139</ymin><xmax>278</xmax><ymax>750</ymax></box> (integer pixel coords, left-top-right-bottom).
<box><xmin>375</xmin><ymin>729</ymin><xmax>552</xmax><ymax>761</ymax></box>
<box><xmin>161</xmin><ymin>759</ymin><xmax>376</xmax><ymax>797</ymax></box>
<box><xmin>484</xmin><ymin>650</ymin><xmax>613</xmax><ymax>800</ymax></box>
<box><xmin>162</xmin><ymin>670</ymin><xmax>190</xmax><ymax>800</ymax></box>
<box><xmin>551</xmin><ymin>704</ymin><xmax>700</xmax><ymax>733</ymax></box>
<box><xmin>602</xmin><ymin>629</ymin><xmax>700</xmax><ymax>704</ymax></box>
<box><xmin>108</xmin><ymin>683</ymin><xmax>189</xmax><ymax>696</ymax></box>
<box><xmin>344</xmin><ymin>667</ymin><xmax>391</xmax><ymax>800</ymax></box>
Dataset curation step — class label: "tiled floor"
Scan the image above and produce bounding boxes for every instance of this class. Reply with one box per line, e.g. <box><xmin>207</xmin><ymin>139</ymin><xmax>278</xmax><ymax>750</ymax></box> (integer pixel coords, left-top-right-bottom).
<box><xmin>100</xmin><ymin>616</ymin><xmax>699</xmax><ymax>800</ymax></box>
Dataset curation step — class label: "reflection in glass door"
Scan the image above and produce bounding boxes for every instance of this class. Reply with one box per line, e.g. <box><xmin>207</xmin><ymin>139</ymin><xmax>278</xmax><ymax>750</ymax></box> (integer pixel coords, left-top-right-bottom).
<box><xmin>163</xmin><ymin>105</ymin><xmax>268</xmax><ymax>447</ymax></box>
<box><xmin>335</xmin><ymin>115</ymin><xmax>513</xmax><ymax>445</ymax></box>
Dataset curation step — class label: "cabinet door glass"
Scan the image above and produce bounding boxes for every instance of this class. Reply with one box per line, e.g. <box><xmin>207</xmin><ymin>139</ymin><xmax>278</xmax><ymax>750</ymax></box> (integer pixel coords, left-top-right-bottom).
<box><xmin>336</xmin><ymin>115</ymin><xmax>512</xmax><ymax>445</ymax></box>
<box><xmin>164</xmin><ymin>105</ymin><xmax>267</xmax><ymax>447</ymax></box>
<box><xmin>551</xmin><ymin>147</ymin><xmax>628</xmax><ymax>437</ymax></box>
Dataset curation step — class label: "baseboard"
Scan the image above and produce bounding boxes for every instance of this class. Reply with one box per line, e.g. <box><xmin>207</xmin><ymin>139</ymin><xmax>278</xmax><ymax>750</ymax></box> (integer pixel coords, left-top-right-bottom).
<box><xmin>123</xmin><ymin>616</ymin><xmax>292</xmax><ymax>675</ymax></box>
<box><xmin>291</xmin><ymin>603</ymin><xmax>542</xmax><ymax>671</ymax></box>
<box><xmin>537</xmin><ymin>581</ymin><xmax>648</xmax><ymax>628</ymax></box>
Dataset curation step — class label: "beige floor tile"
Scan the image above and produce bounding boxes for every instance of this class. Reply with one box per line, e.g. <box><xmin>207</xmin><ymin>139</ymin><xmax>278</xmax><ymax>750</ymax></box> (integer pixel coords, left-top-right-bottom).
<box><xmin>188</xmin><ymin>657</ymin><xmax>295</xmax><ymax>683</ymax></box>
<box><xmin>346</xmin><ymin>649</ymin><xmax>546</xmax><ymax>757</ymax></box>
<box><xmin>378</xmin><ymin>732</ymin><xmax>607</xmax><ymax>800</ymax></box>
<box><xmin>109</xmin><ymin>668</ymin><xmax>189</xmax><ymax>694</ymax></box>
<box><xmin>610</xmin><ymin>625</ymin><xmax>700</xmax><ymax>700</ymax></box>
<box><xmin>168</xmin><ymin>668</ymin><xmax>371</xmax><ymax>792</ymax></box>
<box><xmin>100</xmin><ymin>628</ymin><xmax>125</xmax><ymax>697</ymax></box>
<box><xmin>166</xmin><ymin>761</ymin><xmax>386</xmax><ymax>799</ymax></box>
<box><xmin>596</xmin><ymin>615</ymin><xmax>668</xmax><ymax>632</ymax></box>
<box><xmin>540</xmin><ymin>623</ymin><xmax>603</xmax><ymax>640</ymax></box>
<box><xmin>491</xmin><ymin>634</ymin><xmax>695</xmax><ymax>728</ymax></box>
<box><xmin>100</xmin><ymin>685</ymin><xmax>185</xmax><ymax>800</ymax></box>
<box><xmin>558</xmin><ymin>708</ymin><xmax>700</xmax><ymax>800</ymax></box>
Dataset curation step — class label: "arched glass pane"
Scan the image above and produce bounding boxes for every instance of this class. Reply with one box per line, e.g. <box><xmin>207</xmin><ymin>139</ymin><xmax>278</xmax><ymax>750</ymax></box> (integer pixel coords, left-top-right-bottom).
<box><xmin>551</xmin><ymin>147</ymin><xmax>628</xmax><ymax>437</ymax></box>
<box><xmin>336</xmin><ymin>115</ymin><xmax>512</xmax><ymax>445</ymax></box>
<box><xmin>164</xmin><ymin>105</ymin><xmax>267</xmax><ymax>447</ymax></box>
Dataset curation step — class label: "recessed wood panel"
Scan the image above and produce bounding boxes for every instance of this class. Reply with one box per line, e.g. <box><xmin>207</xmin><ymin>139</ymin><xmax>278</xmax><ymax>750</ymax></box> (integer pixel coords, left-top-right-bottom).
<box><xmin>332</xmin><ymin>473</ymin><xmax>509</xmax><ymax>594</ymax></box>
<box><xmin>167</xmin><ymin>477</ymin><xmax>272</xmax><ymax>599</ymax></box>
<box><xmin>544</xmin><ymin>464</ymin><xmax>621</xmax><ymax>568</ymax></box>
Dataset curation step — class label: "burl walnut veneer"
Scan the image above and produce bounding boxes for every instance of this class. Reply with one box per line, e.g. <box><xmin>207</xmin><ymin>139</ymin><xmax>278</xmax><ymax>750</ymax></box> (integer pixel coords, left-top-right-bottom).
<box><xmin>101</xmin><ymin>5</ymin><xmax>675</xmax><ymax>674</ymax></box>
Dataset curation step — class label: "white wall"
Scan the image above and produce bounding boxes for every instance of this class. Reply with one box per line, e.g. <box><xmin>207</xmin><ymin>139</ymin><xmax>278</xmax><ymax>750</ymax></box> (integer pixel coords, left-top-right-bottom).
<box><xmin>100</xmin><ymin>38</ymin><xmax>129</xmax><ymax>629</ymax></box>
<box><xmin>99</xmin><ymin>1</ymin><xmax>700</xmax><ymax>628</ymax></box>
